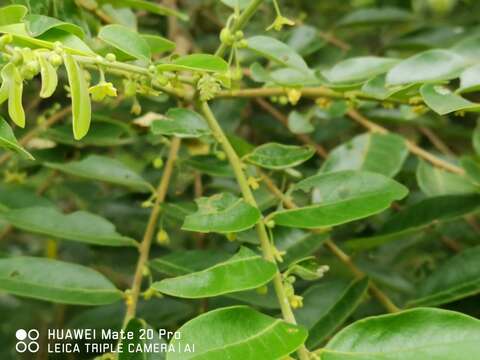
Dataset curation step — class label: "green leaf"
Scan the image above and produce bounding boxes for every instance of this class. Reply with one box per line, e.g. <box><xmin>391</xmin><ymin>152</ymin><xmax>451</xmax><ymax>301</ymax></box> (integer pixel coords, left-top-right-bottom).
<box><xmin>244</xmin><ymin>143</ymin><xmax>314</xmax><ymax>170</ymax></box>
<box><xmin>337</xmin><ymin>7</ymin><xmax>412</xmax><ymax>27</ymax></box>
<box><xmin>2</xmin><ymin>63</ymin><xmax>25</xmax><ymax>128</ymax></box>
<box><xmin>63</xmin><ymin>53</ymin><xmax>91</xmax><ymax>140</ymax></box>
<box><xmin>361</xmin><ymin>74</ymin><xmax>415</xmax><ymax>100</ymax></box>
<box><xmin>386</xmin><ymin>49</ymin><xmax>466</xmax><ymax>85</ymax></box>
<box><xmin>288</xmin><ymin>111</ymin><xmax>314</xmax><ymax>134</ymax></box>
<box><xmin>322</xmin><ymin>133</ymin><xmax>408</xmax><ymax>177</ymax></box>
<box><xmin>0</xmin><ymin>184</ymin><xmax>53</xmax><ymax>211</ymax></box>
<box><xmin>1</xmin><ymin>206</ymin><xmax>137</xmax><ymax>247</ymax></box>
<box><xmin>152</xmin><ymin>247</ymin><xmax>276</xmax><ymax>298</ymax></box>
<box><xmin>98</xmin><ymin>0</ymin><xmax>188</xmax><ymax>21</ymax></box>
<box><xmin>420</xmin><ymin>83</ymin><xmax>480</xmax><ymax>115</ymax></box>
<box><xmin>0</xmin><ymin>5</ymin><xmax>27</xmax><ymax>26</ymax></box>
<box><xmin>346</xmin><ymin>194</ymin><xmax>480</xmax><ymax>251</ymax></box>
<box><xmin>166</xmin><ymin>306</ymin><xmax>307</xmax><ymax>360</ymax></box>
<box><xmin>98</xmin><ymin>24</ymin><xmax>151</xmax><ymax>61</ymax></box>
<box><xmin>320</xmin><ymin>308</ymin><xmax>480</xmax><ymax>360</ymax></box>
<box><xmin>0</xmin><ymin>256</ymin><xmax>122</xmax><ymax>305</ymax></box>
<box><xmin>417</xmin><ymin>160</ymin><xmax>477</xmax><ymax>196</ymax></box>
<box><xmin>325</xmin><ymin>57</ymin><xmax>398</xmax><ymax>84</ymax></box>
<box><xmin>25</xmin><ymin>14</ymin><xmax>85</xmax><ymax>38</ymax></box>
<box><xmin>0</xmin><ymin>116</ymin><xmax>33</xmax><ymax>160</ymax></box>
<box><xmin>38</xmin><ymin>53</ymin><xmax>58</xmax><ymax>98</ymax></box>
<box><xmin>182</xmin><ymin>193</ymin><xmax>261</xmax><ymax>233</ymax></box>
<box><xmin>142</xmin><ymin>34</ymin><xmax>175</xmax><ymax>54</ymax></box>
<box><xmin>151</xmin><ymin>108</ymin><xmax>210</xmax><ymax>138</ymax></box>
<box><xmin>220</xmin><ymin>0</ymin><xmax>250</xmax><ymax>10</ymax></box>
<box><xmin>184</xmin><ymin>155</ymin><xmax>234</xmax><ymax>178</ymax></box>
<box><xmin>150</xmin><ymin>250</ymin><xmax>231</xmax><ymax>276</ymax></box>
<box><xmin>45</xmin><ymin>155</ymin><xmax>152</xmax><ymax>192</ymax></box>
<box><xmin>271</xmin><ymin>171</ymin><xmax>408</xmax><ymax>229</ymax></box>
<box><xmin>246</xmin><ymin>36</ymin><xmax>312</xmax><ymax>74</ymax></box>
<box><xmin>409</xmin><ymin>246</ymin><xmax>480</xmax><ymax>307</ymax></box>
<box><xmin>157</xmin><ymin>54</ymin><xmax>228</xmax><ymax>73</ymax></box>
<box><xmin>295</xmin><ymin>278</ymin><xmax>368</xmax><ymax>349</ymax></box>
<box><xmin>458</xmin><ymin>64</ymin><xmax>480</xmax><ymax>93</ymax></box>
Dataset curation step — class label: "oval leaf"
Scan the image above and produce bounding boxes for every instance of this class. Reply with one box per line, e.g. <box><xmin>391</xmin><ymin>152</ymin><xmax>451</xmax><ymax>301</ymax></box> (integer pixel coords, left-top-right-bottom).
<box><xmin>63</xmin><ymin>53</ymin><xmax>91</xmax><ymax>140</ymax></box>
<box><xmin>0</xmin><ymin>256</ymin><xmax>122</xmax><ymax>305</ymax></box>
<box><xmin>320</xmin><ymin>308</ymin><xmax>480</xmax><ymax>360</ymax></box>
<box><xmin>244</xmin><ymin>143</ymin><xmax>315</xmax><ymax>170</ymax></box>
<box><xmin>152</xmin><ymin>247</ymin><xmax>276</xmax><ymax>298</ymax></box>
<box><xmin>98</xmin><ymin>24</ymin><xmax>151</xmax><ymax>61</ymax></box>
<box><xmin>325</xmin><ymin>57</ymin><xmax>398</xmax><ymax>84</ymax></box>
<box><xmin>420</xmin><ymin>83</ymin><xmax>480</xmax><ymax>115</ymax></box>
<box><xmin>386</xmin><ymin>49</ymin><xmax>466</xmax><ymax>85</ymax></box>
<box><xmin>322</xmin><ymin>133</ymin><xmax>408</xmax><ymax>177</ymax></box>
<box><xmin>271</xmin><ymin>171</ymin><xmax>408</xmax><ymax>229</ymax></box>
<box><xmin>45</xmin><ymin>155</ymin><xmax>152</xmax><ymax>192</ymax></box>
<box><xmin>182</xmin><ymin>193</ymin><xmax>261</xmax><ymax>233</ymax></box>
<box><xmin>1</xmin><ymin>206</ymin><xmax>137</xmax><ymax>247</ymax></box>
<box><xmin>151</xmin><ymin>108</ymin><xmax>210</xmax><ymax>138</ymax></box>
<box><xmin>157</xmin><ymin>54</ymin><xmax>228</xmax><ymax>73</ymax></box>
<box><xmin>167</xmin><ymin>306</ymin><xmax>307</xmax><ymax>360</ymax></box>
<box><xmin>38</xmin><ymin>53</ymin><xmax>58</xmax><ymax>98</ymax></box>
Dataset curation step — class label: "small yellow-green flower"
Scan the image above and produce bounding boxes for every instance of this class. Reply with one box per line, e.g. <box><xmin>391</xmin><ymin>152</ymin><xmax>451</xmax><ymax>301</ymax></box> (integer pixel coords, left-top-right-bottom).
<box><xmin>89</xmin><ymin>81</ymin><xmax>117</xmax><ymax>102</ymax></box>
<box><xmin>267</xmin><ymin>15</ymin><xmax>295</xmax><ymax>32</ymax></box>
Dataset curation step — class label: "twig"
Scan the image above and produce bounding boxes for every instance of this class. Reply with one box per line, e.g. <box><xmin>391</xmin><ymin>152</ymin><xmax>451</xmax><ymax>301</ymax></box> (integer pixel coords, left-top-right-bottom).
<box><xmin>123</xmin><ymin>137</ymin><xmax>181</xmax><ymax>324</ymax></box>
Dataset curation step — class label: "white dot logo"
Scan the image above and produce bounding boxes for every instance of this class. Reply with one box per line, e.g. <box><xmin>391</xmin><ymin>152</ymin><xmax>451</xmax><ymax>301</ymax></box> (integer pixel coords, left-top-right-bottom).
<box><xmin>15</xmin><ymin>329</ymin><xmax>40</xmax><ymax>353</ymax></box>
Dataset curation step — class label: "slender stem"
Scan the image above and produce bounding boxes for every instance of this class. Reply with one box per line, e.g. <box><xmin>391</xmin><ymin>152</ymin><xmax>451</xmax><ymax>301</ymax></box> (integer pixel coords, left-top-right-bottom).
<box><xmin>215</xmin><ymin>0</ymin><xmax>265</xmax><ymax>57</ymax></box>
<box><xmin>261</xmin><ymin>172</ymin><xmax>401</xmax><ymax>313</ymax></box>
<box><xmin>123</xmin><ymin>137</ymin><xmax>181</xmax><ymax>324</ymax></box>
<box><xmin>200</xmin><ymin>102</ymin><xmax>310</xmax><ymax>360</ymax></box>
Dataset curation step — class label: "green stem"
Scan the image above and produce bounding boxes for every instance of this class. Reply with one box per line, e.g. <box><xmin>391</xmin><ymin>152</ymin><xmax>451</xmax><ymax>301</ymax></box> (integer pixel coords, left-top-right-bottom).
<box><xmin>200</xmin><ymin>101</ymin><xmax>311</xmax><ymax>360</ymax></box>
<box><xmin>215</xmin><ymin>0</ymin><xmax>265</xmax><ymax>57</ymax></box>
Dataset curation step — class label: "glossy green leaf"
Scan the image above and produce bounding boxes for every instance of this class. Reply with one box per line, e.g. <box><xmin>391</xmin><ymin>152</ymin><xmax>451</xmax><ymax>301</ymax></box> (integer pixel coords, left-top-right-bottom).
<box><xmin>295</xmin><ymin>278</ymin><xmax>368</xmax><ymax>349</ymax></box>
<box><xmin>167</xmin><ymin>306</ymin><xmax>307</xmax><ymax>360</ymax></box>
<box><xmin>45</xmin><ymin>155</ymin><xmax>152</xmax><ymax>192</ymax></box>
<box><xmin>325</xmin><ymin>57</ymin><xmax>398</xmax><ymax>84</ymax></box>
<box><xmin>99</xmin><ymin>24</ymin><xmax>151</xmax><ymax>61</ymax></box>
<box><xmin>0</xmin><ymin>256</ymin><xmax>122</xmax><ymax>305</ymax></box>
<box><xmin>4</xmin><ymin>64</ymin><xmax>25</xmax><ymax>128</ymax></box>
<box><xmin>1</xmin><ymin>206</ymin><xmax>137</xmax><ymax>247</ymax></box>
<box><xmin>338</xmin><ymin>7</ymin><xmax>412</xmax><ymax>27</ymax></box>
<box><xmin>322</xmin><ymin>133</ymin><xmax>408</xmax><ymax>177</ymax></box>
<box><xmin>151</xmin><ymin>108</ymin><xmax>210</xmax><ymax>138</ymax></box>
<box><xmin>246</xmin><ymin>36</ymin><xmax>312</xmax><ymax>74</ymax></box>
<box><xmin>184</xmin><ymin>155</ymin><xmax>234</xmax><ymax>177</ymax></box>
<box><xmin>319</xmin><ymin>308</ymin><xmax>480</xmax><ymax>360</ymax></box>
<box><xmin>361</xmin><ymin>74</ymin><xmax>415</xmax><ymax>100</ymax></box>
<box><xmin>386</xmin><ymin>50</ymin><xmax>466</xmax><ymax>85</ymax></box>
<box><xmin>451</xmin><ymin>34</ymin><xmax>480</xmax><ymax>62</ymax></box>
<box><xmin>182</xmin><ymin>193</ymin><xmax>261</xmax><ymax>233</ymax></box>
<box><xmin>157</xmin><ymin>54</ymin><xmax>228</xmax><ymax>73</ymax></box>
<box><xmin>99</xmin><ymin>0</ymin><xmax>188</xmax><ymax>21</ymax></box>
<box><xmin>244</xmin><ymin>143</ymin><xmax>315</xmax><ymax>170</ymax></box>
<box><xmin>458</xmin><ymin>64</ymin><xmax>480</xmax><ymax>93</ymax></box>
<box><xmin>152</xmin><ymin>247</ymin><xmax>276</xmax><ymax>298</ymax></box>
<box><xmin>142</xmin><ymin>34</ymin><xmax>175</xmax><ymax>54</ymax></box>
<box><xmin>0</xmin><ymin>116</ymin><xmax>33</xmax><ymax>160</ymax></box>
<box><xmin>417</xmin><ymin>160</ymin><xmax>477</xmax><ymax>196</ymax></box>
<box><xmin>288</xmin><ymin>111</ymin><xmax>314</xmax><ymax>134</ymax></box>
<box><xmin>346</xmin><ymin>194</ymin><xmax>480</xmax><ymax>251</ymax></box>
<box><xmin>420</xmin><ymin>83</ymin><xmax>480</xmax><ymax>115</ymax></box>
<box><xmin>409</xmin><ymin>246</ymin><xmax>480</xmax><ymax>307</ymax></box>
<box><xmin>38</xmin><ymin>53</ymin><xmax>58</xmax><ymax>98</ymax></box>
<box><xmin>25</xmin><ymin>14</ymin><xmax>84</xmax><ymax>38</ymax></box>
<box><xmin>63</xmin><ymin>53</ymin><xmax>91</xmax><ymax>140</ymax></box>
<box><xmin>220</xmin><ymin>0</ymin><xmax>250</xmax><ymax>10</ymax></box>
<box><xmin>0</xmin><ymin>5</ymin><xmax>27</xmax><ymax>26</ymax></box>
<box><xmin>272</xmin><ymin>171</ymin><xmax>408</xmax><ymax>229</ymax></box>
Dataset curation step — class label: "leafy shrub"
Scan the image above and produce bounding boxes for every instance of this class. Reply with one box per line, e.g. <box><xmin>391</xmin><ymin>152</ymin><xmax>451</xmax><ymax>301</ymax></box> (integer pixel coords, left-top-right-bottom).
<box><xmin>0</xmin><ymin>0</ymin><xmax>480</xmax><ymax>359</ymax></box>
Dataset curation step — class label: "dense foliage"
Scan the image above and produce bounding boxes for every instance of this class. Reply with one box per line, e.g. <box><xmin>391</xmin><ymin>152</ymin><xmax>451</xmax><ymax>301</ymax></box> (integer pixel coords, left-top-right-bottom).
<box><xmin>1</xmin><ymin>0</ymin><xmax>480</xmax><ymax>359</ymax></box>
